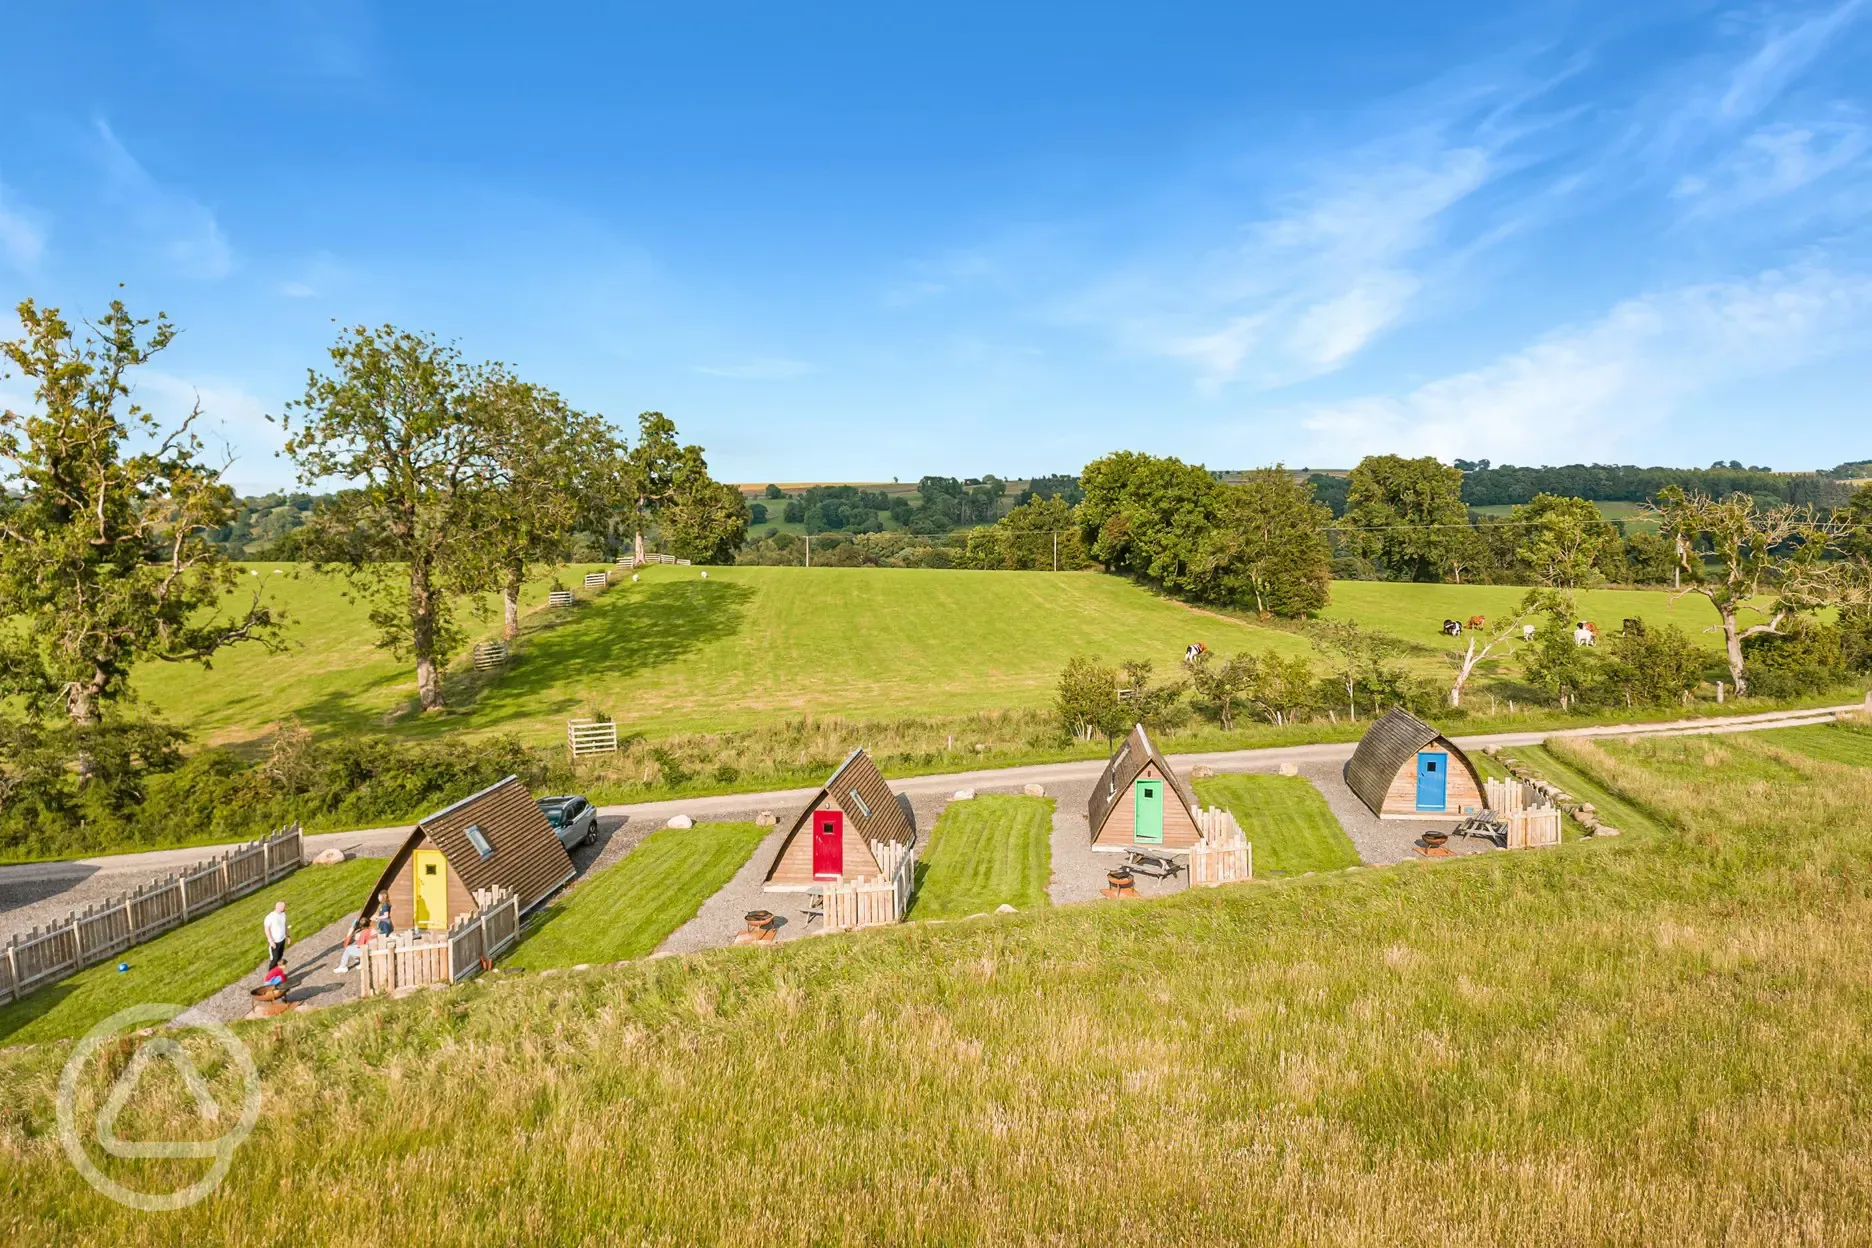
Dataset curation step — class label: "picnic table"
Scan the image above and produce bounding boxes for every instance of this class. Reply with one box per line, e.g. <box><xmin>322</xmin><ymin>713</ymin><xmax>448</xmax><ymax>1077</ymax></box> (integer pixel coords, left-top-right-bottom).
<box><xmin>1123</xmin><ymin>847</ymin><xmax>1187</xmax><ymax>879</ymax></box>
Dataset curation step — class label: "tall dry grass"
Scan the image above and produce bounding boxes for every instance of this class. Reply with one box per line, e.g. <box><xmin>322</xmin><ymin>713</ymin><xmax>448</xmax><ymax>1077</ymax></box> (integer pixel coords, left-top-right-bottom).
<box><xmin>5</xmin><ymin>733</ymin><xmax>1872</xmax><ymax>1244</ymax></box>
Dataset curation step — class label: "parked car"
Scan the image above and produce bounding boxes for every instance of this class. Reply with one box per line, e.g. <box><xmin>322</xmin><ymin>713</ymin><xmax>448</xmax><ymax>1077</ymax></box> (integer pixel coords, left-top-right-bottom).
<box><xmin>537</xmin><ymin>795</ymin><xmax>599</xmax><ymax>850</ymax></box>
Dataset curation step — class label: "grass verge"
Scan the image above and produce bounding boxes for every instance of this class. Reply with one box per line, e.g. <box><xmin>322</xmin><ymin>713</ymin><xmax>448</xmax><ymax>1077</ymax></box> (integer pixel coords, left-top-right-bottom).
<box><xmin>909</xmin><ymin>795</ymin><xmax>1051</xmax><ymax>919</ymax></box>
<box><xmin>504</xmin><ymin>823</ymin><xmax>768</xmax><ymax>969</ymax></box>
<box><xmin>0</xmin><ymin>858</ymin><xmax>382</xmax><ymax>1047</ymax></box>
<box><xmin>1193</xmin><ymin>774</ymin><xmax>1361</xmax><ymax>875</ymax></box>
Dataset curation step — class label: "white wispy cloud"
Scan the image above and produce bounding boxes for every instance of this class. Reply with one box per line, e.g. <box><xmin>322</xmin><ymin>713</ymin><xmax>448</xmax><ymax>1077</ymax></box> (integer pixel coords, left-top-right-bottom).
<box><xmin>691</xmin><ymin>358</ymin><xmax>811</xmax><ymax>380</ymax></box>
<box><xmin>1285</xmin><ymin>264</ymin><xmax>1872</xmax><ymax>464</ymax></box>
<box><xmin>133</xmin><ymin>371</ymin><xmax>275</xmax><ymax>466</ymax></box>
<box><xmin>0</xmin><ymin>181</ymin><xmax>45</xmax><ymax>270</ymax></box>
<box><xmin>92</xmin><ymin>120</ymin><xmax>232</xmax><ymax>280</ymax></box>
<box><xmin>1720</xmin><ymin>0</ymin><xmax>1868</xmax><ymax>121</ymax></box>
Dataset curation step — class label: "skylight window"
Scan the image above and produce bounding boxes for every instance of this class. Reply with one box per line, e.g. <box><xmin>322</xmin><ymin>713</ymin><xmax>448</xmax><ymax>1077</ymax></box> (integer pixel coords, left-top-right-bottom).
<box><xmin>464</xmin><ymin>824</ymin><xmax>494</xmax><ymax>858</ymax></box>
<box><xmin>849</xmin><ymin>789</ymin><xmax>872</xmax><ymax>818</ymax></box>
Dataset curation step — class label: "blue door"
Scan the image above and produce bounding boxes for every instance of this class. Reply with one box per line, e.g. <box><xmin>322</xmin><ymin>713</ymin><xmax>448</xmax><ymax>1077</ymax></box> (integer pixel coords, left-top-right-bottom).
<box><xmin>1415</xmin><ymin>752</ymin><xmax>1447</xmax><ymax>811</ymax></box>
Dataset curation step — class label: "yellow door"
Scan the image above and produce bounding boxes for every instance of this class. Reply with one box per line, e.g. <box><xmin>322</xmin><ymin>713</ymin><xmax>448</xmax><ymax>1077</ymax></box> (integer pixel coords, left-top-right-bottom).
<box><xmin>412</xmin><ymin>850</ymin><xmax>448</xmax><ymax>930</ymax></box>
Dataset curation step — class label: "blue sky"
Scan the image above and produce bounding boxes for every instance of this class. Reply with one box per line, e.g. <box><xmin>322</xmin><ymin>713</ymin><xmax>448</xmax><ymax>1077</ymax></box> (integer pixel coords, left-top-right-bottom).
<box><xmin>1</xmin><ymin>1</ymin><xmax>1869</xmax><ymax>491</ymax></box>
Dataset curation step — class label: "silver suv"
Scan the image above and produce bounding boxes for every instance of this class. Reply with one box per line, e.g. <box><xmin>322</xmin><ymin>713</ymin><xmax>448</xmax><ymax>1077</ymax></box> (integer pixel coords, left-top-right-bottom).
<box><xmin>537</xmin><ymin>795</ymin><xmax>598</xmax><ymax>850</ymax></box>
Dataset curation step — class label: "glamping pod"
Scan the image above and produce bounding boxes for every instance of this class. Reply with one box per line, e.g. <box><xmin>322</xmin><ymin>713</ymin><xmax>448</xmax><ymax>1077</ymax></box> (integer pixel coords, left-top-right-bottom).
<box><xmin>358</xmin><ymin>776</ymin><xmax>575</xmax><ymax>932</ymax></box>
<box><xmin>1344</xmin><ymin>708</ymin><xmax>1483</xmax><ymax>819</ymax></box>
<box><xmin>764</xmin><ymin>749</ymin><xmax>917</xmax><ymax>891</ymax></box>
<box><xmin>1089</xmin><ymin>724</ymin><xmax>1202</xmax><ymax>851</ymax></box>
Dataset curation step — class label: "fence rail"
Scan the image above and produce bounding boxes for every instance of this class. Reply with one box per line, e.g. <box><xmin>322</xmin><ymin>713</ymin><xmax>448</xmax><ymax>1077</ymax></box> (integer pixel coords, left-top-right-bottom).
<box><xmin>358</xmin><ymin>887</ymin><xmax>520</xmax><ymax>997</ymax></box>
<box><xmin>582</xmin><ymin>571</ymin><xmax>609</xmax><ymax>589</ymax></box>
<box><xmin>818</xmin><ymin>840</ymin><xmax>917</xmax><ymax>929</ymax></box>
<box><xmin>1</xmin><ymin>825</ymin><xmax>303</xmax><ymax>1006</ymax></box>
<box><xmin>566</xmin><ymin>719</ymin><xmax>619</xmax><ymax>758</ymax></box>
<box><xmin>547</xmin><ymin>589</ymin><xmax>575</xmax><ymax>607</ymax></box>
<box><xmin>630</xmin><ymin>553</ymin><xmax>691</xmax><ymax>567</ymax></box>
<box><xmin>1485</xmin><ymin>779</ymin><xmax>1564</xmax><ymax>849</ymax></box>
<box><xmin>1189</xmin><ymin>808</ymin><xmax>1252</xmax><ymax>887</ymax></box>
<box><xmin>472</xmin><ymin>640</ymin><xmax>509</xmax><ymax>670</ymax></box>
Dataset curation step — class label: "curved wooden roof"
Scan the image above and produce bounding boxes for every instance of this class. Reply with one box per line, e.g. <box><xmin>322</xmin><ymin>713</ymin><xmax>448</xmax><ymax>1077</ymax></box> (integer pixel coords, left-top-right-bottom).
<box><xmin>1344</xmin><ymin>708</ymin><xmax>1464</xmax><ymax>816</ymax></box>
<box><xmin>1087</xmin><ymin>723</ymin><xmax>1196</xmax><ymax>836</ymax></box>
<box><xmin>765</xmin><ymin>748</ymin><xmax>916</xmax><ymax>883</ymax></box>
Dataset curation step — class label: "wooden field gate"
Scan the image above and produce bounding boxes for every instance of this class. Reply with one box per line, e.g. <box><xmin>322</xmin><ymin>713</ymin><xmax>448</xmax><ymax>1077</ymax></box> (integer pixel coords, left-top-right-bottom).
<box><xmin>1</xmin><ymin>825</ymin><xmax>304</xmax><ymax>1006</ymax></box>
<box><xmin>567</xmin><ymin>719</ymin><xmax>619</xmax><ymax>758</ymax></box>
<box><xmin>357</xmin><ymin>887</ymin><xmax>521</xmax><ymax>997</ymax></box>
<box><xmin>817</xmin><ymin>840</ymin><xmax>917</xmax><ymax>930</ymax></box>
<box><xmin>1189</xmin><ymin>807</ymin><xmax>1252</xmax><ymax>887</ymax></box>
<box><xmin>472</xmin><ymin>640</ymin><xmax>508</xmax><ymax>670</ymax></box>
<box><xmin>1485</xmin><ymin>779</ymin><xmax>1564</xmax><ymax>849</ymax></box>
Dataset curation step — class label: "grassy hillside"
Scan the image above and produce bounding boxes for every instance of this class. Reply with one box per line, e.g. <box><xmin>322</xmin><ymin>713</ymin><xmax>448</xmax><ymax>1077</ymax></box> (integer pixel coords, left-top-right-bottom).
<box><xmin>132</xmin><ymin>564</ymin><xmax>1742</xmax><ymax>750</ymax></box>
<box><xmin>5</xmin><ymin>732</ymin><xmax>1869</xmax><ymax>1242</ymax></box>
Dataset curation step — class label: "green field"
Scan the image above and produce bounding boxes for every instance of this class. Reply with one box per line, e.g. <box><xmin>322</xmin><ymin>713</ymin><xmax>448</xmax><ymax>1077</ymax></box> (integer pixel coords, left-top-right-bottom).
<box><xmin>1192</xmin><ymin>774</ymin><xmax>1360</xmax><ymax>874</ymax></box>
<box><xmin>7</xmin><ymin>731</ymin><xmax>1872</xmax><ymax>1241</ymax></box>
<box><xmin>1753</xmin><ymin>722</ymin><xmax>1872</xmax><ymax>768</ymax></box>
<box><xmin>909</xmin><ymin>795</ymin><xmax>1052</xmax><ymax>919</ymax></box>
<box><xmin>505</xmin><ymin>823</ymin><xmax>768</xmax><ymax>969</ymax></box>
<box><xmin>132</xmin><ymin>564</ymin><xmax>1745</xmax><ymax>751</ymax></box>
<box><xmin>0</xmin><ymin>858</ymin><xmax>382</xmax><ymax>1046</ymax></box>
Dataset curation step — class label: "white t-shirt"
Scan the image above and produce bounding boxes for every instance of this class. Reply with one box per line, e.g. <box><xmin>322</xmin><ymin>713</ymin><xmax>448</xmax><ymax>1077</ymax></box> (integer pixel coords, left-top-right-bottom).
<box><xmin>263</xmin><ymin>911</ymin><xmax>288</xmax><ymax>944</ymax></box>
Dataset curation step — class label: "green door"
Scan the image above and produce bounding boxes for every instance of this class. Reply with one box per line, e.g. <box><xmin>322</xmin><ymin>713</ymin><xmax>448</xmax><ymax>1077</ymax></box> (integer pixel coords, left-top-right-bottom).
<box><xmin>1134</xmin><ymin>778</ymin><xmax>1164</xmax><ymax>844</ymax></box>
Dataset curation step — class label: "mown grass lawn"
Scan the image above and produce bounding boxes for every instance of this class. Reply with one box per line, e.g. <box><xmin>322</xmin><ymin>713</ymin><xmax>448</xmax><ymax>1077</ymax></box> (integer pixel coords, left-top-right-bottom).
<box><xmin>131</xmin><ymin>563</ymin><xmax>1764</xmax><ymax>752</ymax></box>
<box><xmin>1755</xmin><ymin>722</ymin><xmax>1872</xmax><ymax>768</ymax></box>
<box><xmin>5</xmin><ymin>732</ymin><xmax>1871</xmax><ymax>1242</ymax></box>
<box><xmin>504</xmin><ymin>823</ymin><xmax>768</xmax><ymax>969</ymax></box>
<box><xmin>0</xmin><ymin>858</ymin><xmax>382</xmax><ymax>1046</ymax></box>
<box><xmin>1507</xmin><ymin>742</ymin><xmax>1669</xmax><ymax>839</ymax></box>
<box><xmin>909</xmin><ymin>795</ymin><xmax>1051</xmax><ymax>919</ymax></box>
<box><xmin>1192</xmin><ymin>774</ymin><xmax>1361</xmax><ymax>875</ymax></box>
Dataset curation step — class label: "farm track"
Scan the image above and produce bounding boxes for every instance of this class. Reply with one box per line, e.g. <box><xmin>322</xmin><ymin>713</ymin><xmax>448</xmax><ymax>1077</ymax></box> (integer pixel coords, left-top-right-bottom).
<box><xmin>2</xmin><ymin>701</ymin><xmax>1858</xmax><ymax>936</ymax></box>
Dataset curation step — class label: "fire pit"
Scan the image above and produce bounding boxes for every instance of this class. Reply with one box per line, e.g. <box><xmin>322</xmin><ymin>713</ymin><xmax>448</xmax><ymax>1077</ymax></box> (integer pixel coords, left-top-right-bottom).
<box><xmin>1106</xmin><ymin>868</ymin><xmax>1134</xmax><ymax>889</ymax></box>
<box><xmin>1422</xmin><ymin>831</ymin><xmax>1450</xmax><ymax>850</ymax></box>
<box><xmin>743</xmin><ymin>909</ymin><xmax>776</xmax><ymax>934</ymax></box>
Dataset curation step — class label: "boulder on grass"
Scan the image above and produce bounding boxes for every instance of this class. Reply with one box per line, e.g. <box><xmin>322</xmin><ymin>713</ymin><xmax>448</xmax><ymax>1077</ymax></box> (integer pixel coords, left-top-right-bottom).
<box><xmin>1277</xmin><ymin>762</ymin><xmax>1299</xmax><ymax>777</ymax></box>
<box><xmin>953</xmin><ymin>789</ymin><xmax>976</xmax><ymax>801</ymax></box>
<box><xmin>1022</xmin><ymin>783</ymin><xmax>1045</xmax><ymax>797</ymax></box>
<box><xmin>311</xmin><ymin>848</ymin><xmax>348</xmax><ymax>866</ymax></box>
<box><xmin>754</xmin><ymin>810</ymin><xmax>778</xmax><ymax>827</ymax></box>
<box><xmin>1190</xmin><ymin>764</ymin><xmax>1216</xmax><ymax>779</ymax></box>
<box><xmin>666</xmin><ymin>814</ymin><xmax>695</xmax><ymax>829</ymax></box>
<box><xmin>995</xmin><ymin>903</ymin><xmax>1017</xmax><ymax>914</ymax></box>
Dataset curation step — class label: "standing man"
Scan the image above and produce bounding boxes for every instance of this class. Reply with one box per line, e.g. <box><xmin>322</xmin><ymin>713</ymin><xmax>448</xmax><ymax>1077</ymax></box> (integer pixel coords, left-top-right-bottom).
<box><xmin>263</xmin><ymin>901</ymin><xmax>290</xmax><ymax>971</ymax></box>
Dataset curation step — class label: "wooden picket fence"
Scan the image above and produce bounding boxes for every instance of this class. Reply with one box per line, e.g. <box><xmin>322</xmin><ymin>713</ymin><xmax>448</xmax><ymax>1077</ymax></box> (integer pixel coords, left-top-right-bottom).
<box><xmin>1</xmin><ymin>825</ymin><xmax>303</xmax><ymax>1006</ymax></box>
<box><xmin>583</xmin><ymin>571</ymin><xmax>609</xmax><ymax>589</ymax></box>
<box><xmin>1189</xmin><ymin>807</ymin><xmax>1252</xmax><ymax>887</ymax></box>
<box><xmin>547</xmin><ymin>589</ymin><xmax>575</xmax><ymax>607</ymax></box>
<box><xmin>357</xmin><ymin>887</ymin><xmax>520</xmax><ymax>997</ymax></box>
<box><xmin>567</xmin><ymin>719</ymin><xmax>619</xmax><ymax>758</ymax></box>
<box><xmin>472</xmin><ymin>640</ymin><xmax>508</xmax><ymax>670</ymax></box>
<box><xmin>1485</xmin><ymin>779</ymin><xmax>1564</xmax><ymax>850</ymax></box>
<box><xmin>630</xmin><ymin>553</ymin><xmax>691</xmax><ymax>567</ymax></box>
<box><xmin>818</xmin><ymin>840</ymin><xmax>917</xmax><ymax>929</ymax></box>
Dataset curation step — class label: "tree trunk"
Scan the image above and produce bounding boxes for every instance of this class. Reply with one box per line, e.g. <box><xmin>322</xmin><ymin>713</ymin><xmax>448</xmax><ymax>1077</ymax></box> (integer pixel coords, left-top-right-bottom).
<box><xmin>1720</xmin><ymin>604</ymin><xmax>1748</xmax><ymax>696</ymax></box>
<box><xmin>633</xmin><ymin>528</ymin><xmax>646</xmax><ymax>567</ymax></box>
<box><xmin>502</xmin><ymin>566</ymin><xmax>523</xmax><ymax>641</ymax></box>
<box><xmin>410</xmin><ymin>565</ymin><xmax>446</xmax><ymax>711</ymax></box>
<box><xmin>66</xmin><ymin>674</ymin><xmax>105</xmax><ymax>782</ymax></box>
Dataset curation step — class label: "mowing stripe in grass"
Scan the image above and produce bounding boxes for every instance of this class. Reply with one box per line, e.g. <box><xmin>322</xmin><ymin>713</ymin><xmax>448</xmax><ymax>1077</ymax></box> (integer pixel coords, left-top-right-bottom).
<box><xmin>1754</xmin><ymin>723</ymin><xmax>1872</xmax><ymax>769</ymax></box>
<box><xmin>505</xmin><ymin>823</ymin><xmax>768</xmax><ymax>969</ymax></box>
<box><xmin>910</xmin><ymin>795</ymin><xmax>1051</xmax><ymax>919</ymax></box>
<box><xmin>1192</xmin><ymin>774</ymin><xmax>1360</xmax><ymax>875</ymax></box>
<box><xmin>0</xmin><ymin>857</ymin><xmax>383</xmax><ymax>1046</ymax></box>
<box><xmin>1510</xmin><ymin>743</ymin><xmax>1668</xmax><ymax>839</ymax></box>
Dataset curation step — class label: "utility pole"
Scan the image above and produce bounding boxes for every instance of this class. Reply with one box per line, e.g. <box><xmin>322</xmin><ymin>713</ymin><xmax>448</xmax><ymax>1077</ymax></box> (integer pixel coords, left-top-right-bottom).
<box><xmin>1052</xmin><ymin>531</ymin><xmax>1058</xmax><ymax>572</ymax></box>
<box><xmin>804</xmin><ymin>529</ymin><xmax>810</xmax><ymax>569</ymax></box>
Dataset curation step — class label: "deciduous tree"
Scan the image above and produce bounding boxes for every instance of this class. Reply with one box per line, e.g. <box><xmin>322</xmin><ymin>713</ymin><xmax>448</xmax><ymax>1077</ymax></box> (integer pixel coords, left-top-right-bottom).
<box><xmin>1511</xmin><ymin>493</ymin><xmax>1618</xmax><ymax>588</ymax></box>
<box><xmin>0</xmin><ymin>297</ymin><xmax>278</xmax><ymax>767</ymax></box>
<box><xmin>1342</xmin><ymin>455</ymin><xmax>1468</xmax><ymax>581</ymax></box>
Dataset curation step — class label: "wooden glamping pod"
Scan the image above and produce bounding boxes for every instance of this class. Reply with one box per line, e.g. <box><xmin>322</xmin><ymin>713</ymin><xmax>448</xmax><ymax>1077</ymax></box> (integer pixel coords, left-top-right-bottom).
<box><xmin>1089</xmin><ymin>724</ymin><xmax>1202</xmax><ymax>851</ymax></box>
<box><xmin>763</xmin><ymin>748</ymin><xmax>916</xmax><ymax>890</ymax></box>
<box><xmin>358</xmin><ymin>776</ymin><xmax>576</xmax><ymax>932</ymax></box>
<box><xmin>1344</xmin><ymin>708</ymin><xmax>1483</xmax><ymax>819</ymax></box>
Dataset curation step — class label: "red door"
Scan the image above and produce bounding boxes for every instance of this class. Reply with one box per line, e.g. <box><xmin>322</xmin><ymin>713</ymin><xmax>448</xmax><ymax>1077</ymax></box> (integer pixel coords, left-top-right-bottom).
<box><xmin>812</xmin><ymin>809</ymin><xmax>844</xmax><ymax>879</ymax></box>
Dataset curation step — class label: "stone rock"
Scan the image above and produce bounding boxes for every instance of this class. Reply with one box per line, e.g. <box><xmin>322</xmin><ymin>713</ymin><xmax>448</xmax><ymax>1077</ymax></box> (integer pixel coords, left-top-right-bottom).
<box><xmin>1483</xmin><ymin>745</ymin><xmax>1500</xmax><ymax>755</ymax></box>
<box><xmin>953</xmin><ymin>789</ymin><xmax>976</xmax><ymax>801</ymax></box>
<box><xmin>1277</xmin><ymin>762</ymin><xmax>1299</xmax><ymax>777</ymax></box>
<box><xmin>666</xmin><ymin>814</ymin><xmax>695</xmax><ymax>829</ymax></box>
<box><xmin>572</xmin><ymin>964</ymin><xmax>591</xmax><ymax>971</ymax></box>
<box><xmin>1595</xmin><ymin>825</ymin><xmax>1621</xmax><ymax>838</ymax></box>
<box><xmin>311</xmin><ymin>848</ymin><xmax>348</xmax><ymax>866</ymax></box>
<box><xmin>1022</xmin><ymin>783</ymin><xmax>1045</xmax><ymax>797</ymax></box>
<box><xmin>755</xmin><ymin>810</ymin><xmax>778</xmax><ymax>827</ymax></box>
<box><xmin>995</xmin><ymin>903</ymin><xmax>1017</xmax><ymax>914</ymax></box>
<box><xmin>1578</xmin><ymin>803</ymin><xmax>1596</xmax><ymax>816</ymax></box>
<box><xmin>390</xmin><ymin>985</ymin><xmax>422</xmax><ymax>999</ymax></box>
<box><xmin>1190</xmin><ymin>764</ymin><xmax>1216</xmax><ymax>779</ymax></box>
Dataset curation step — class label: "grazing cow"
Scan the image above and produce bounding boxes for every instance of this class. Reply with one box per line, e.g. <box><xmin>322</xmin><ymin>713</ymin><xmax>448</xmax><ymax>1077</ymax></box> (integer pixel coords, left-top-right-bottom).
<box><xmin>1466</xmin><ymin>615</ymin><xmax>1487</xmax><ymax>631</ymax></box>
<box><xmin>1573</xmin><ymin>621</ymin><xmax>1598</xmax><ymax>647</ymax></box>
<box><xmin>1183</xmin><ymin>642</ymin><xmax>1209</xmax><ymax>664</ymax></box>
<box><xmin>1522</xmin><ymin>623</ymin><xmax>1537</xmax><ymax>642</ymax></box>
<box><xmin>1441</xmin><ymin>619</ymin><xmax>1463</xmax><ymax>637</ymax></box>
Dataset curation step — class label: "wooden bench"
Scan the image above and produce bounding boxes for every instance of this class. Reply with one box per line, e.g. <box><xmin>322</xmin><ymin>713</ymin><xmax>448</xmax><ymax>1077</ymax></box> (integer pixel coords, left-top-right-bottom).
<box><xmin>1124</xmin><ymin>848</ymin><xmax>1186</xmax><ymax>879</ymax></box>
